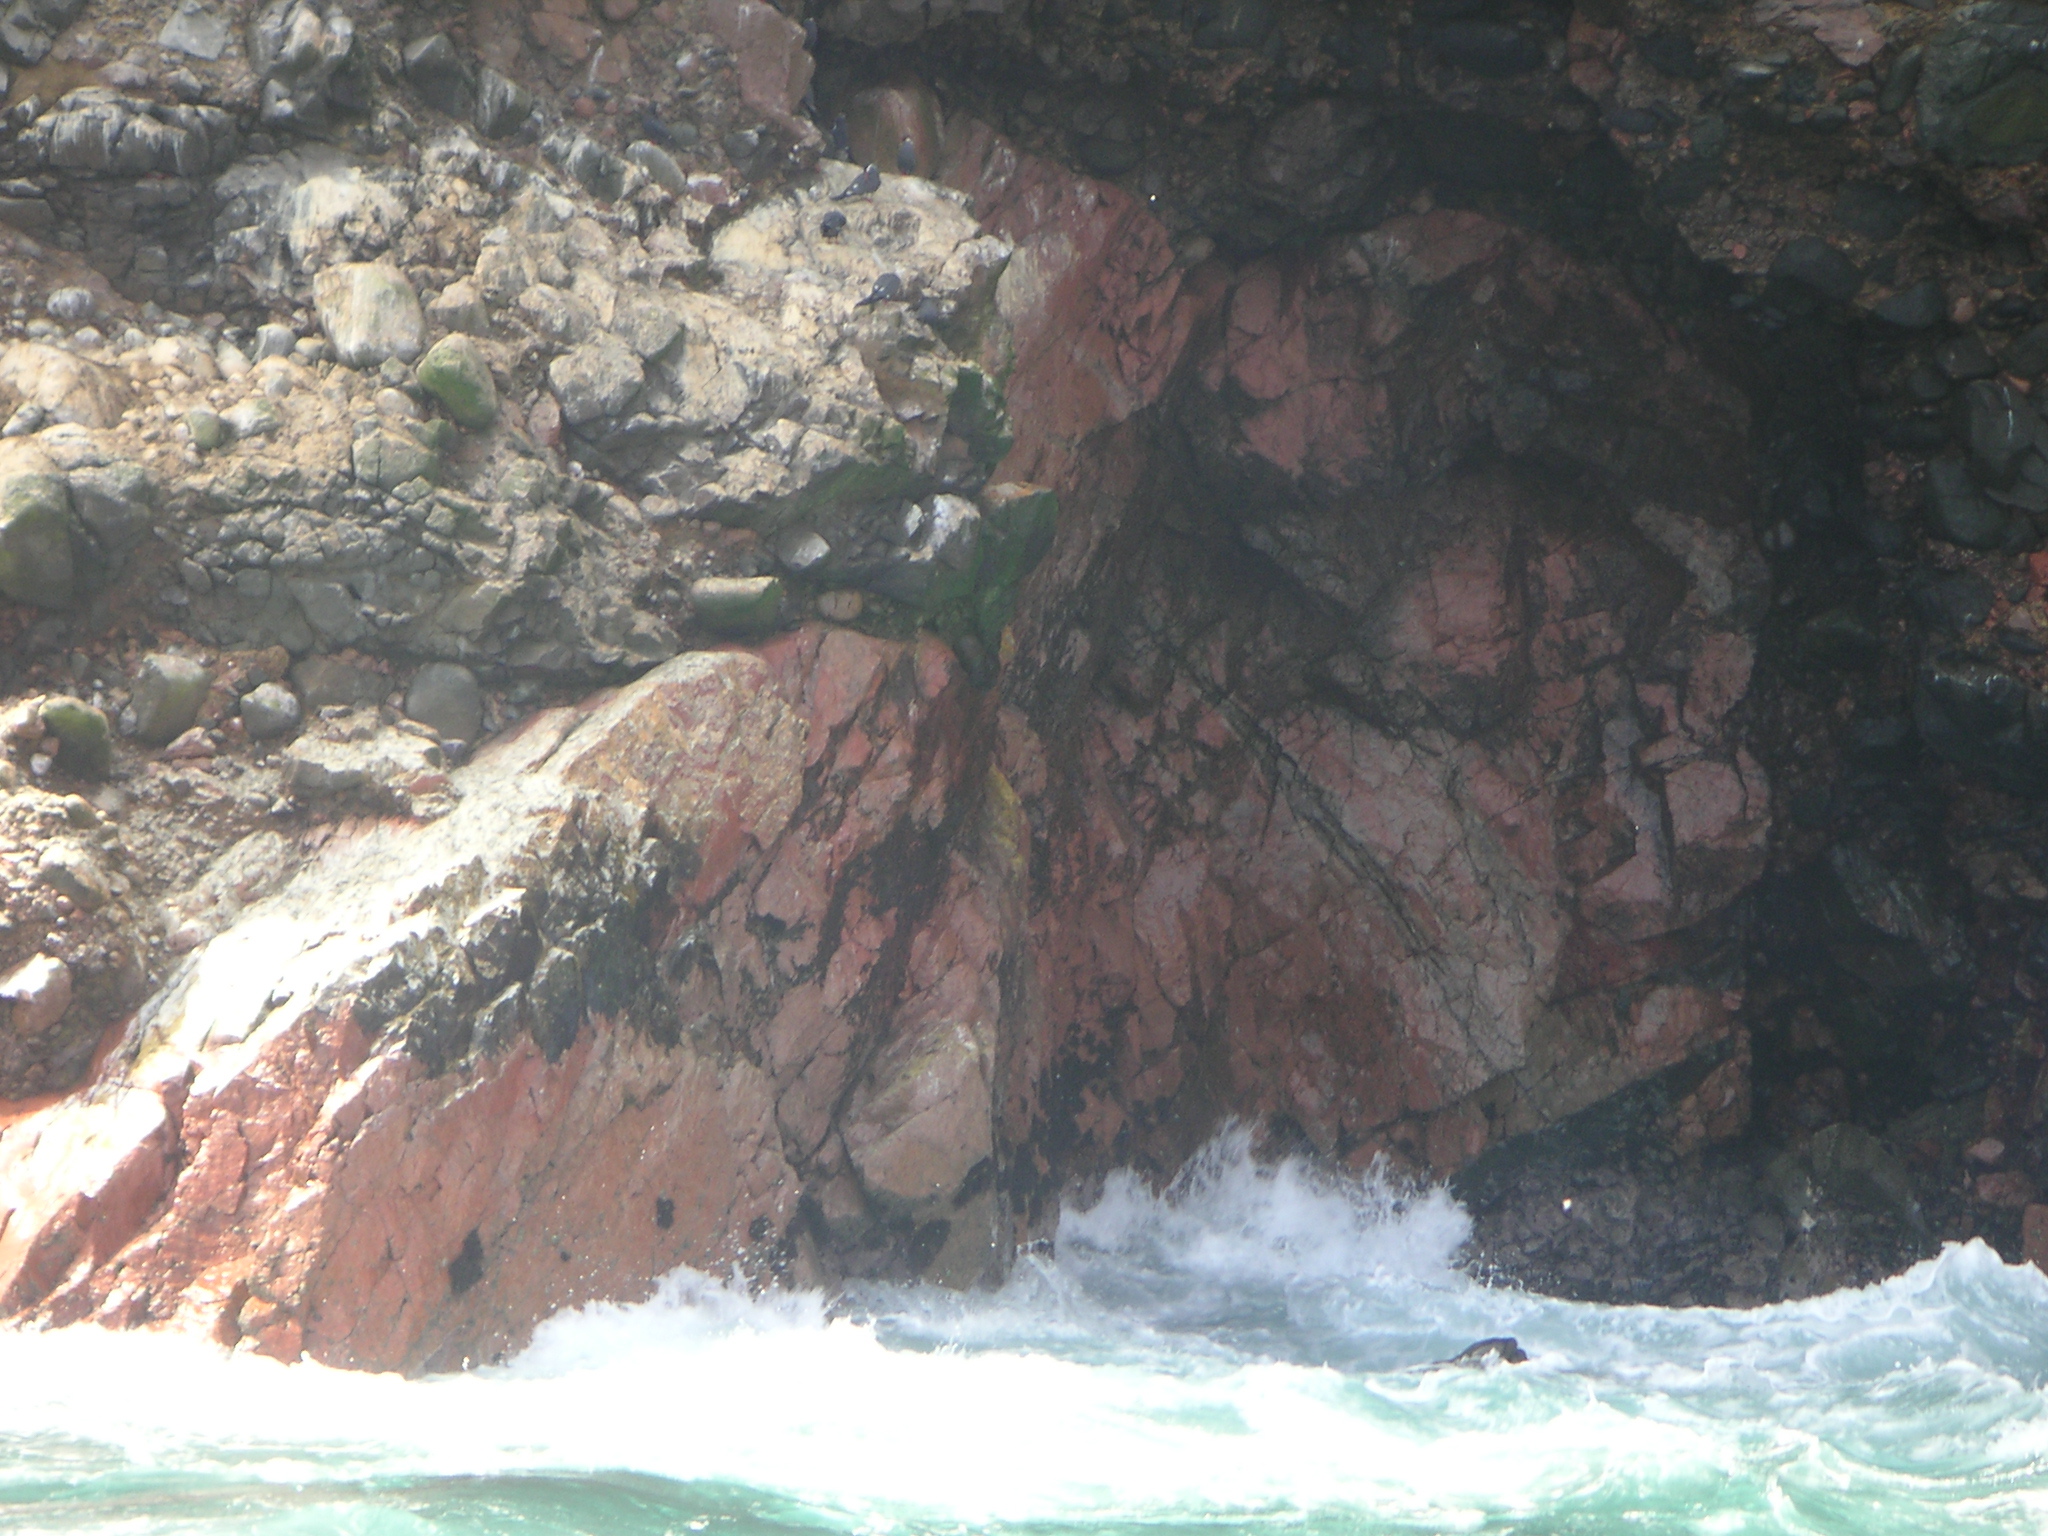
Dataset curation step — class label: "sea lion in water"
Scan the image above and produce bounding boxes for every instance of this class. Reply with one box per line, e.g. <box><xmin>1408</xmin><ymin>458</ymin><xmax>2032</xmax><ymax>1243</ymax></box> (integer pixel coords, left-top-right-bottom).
<box><xmin>1437</xmin><ymin>1337</ymin><xmax>1528</xmax><ymax>1367</ymax></box>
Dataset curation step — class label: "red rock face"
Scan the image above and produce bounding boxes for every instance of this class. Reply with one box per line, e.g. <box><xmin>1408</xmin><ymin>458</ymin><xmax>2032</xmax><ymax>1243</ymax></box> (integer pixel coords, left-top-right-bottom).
<box><xmin>1</xmin><ymin>633</ymin><xmax>1017</xmax><ymax>1370</ymax></box>
<box><xmin>936</xmin><ymin>164</ymin><xmax>1767</xmax><ymax>1208</ymax></box>
<box><xmin>0</xmin><ymin>125</ymin><xmax>1769</xmax><ymax>1370</ymax></box>
<box><xmin>701</xmin><ymin>0</ymin><xmax>815</xmax><ymax>132</ymax></box>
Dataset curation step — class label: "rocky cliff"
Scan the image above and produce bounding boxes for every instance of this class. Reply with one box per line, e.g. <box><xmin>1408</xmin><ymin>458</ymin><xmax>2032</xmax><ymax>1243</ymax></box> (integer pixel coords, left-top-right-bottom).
<box><xmin>3</xmin><ymin>0</ymin><xmax>2047</xmax><ymax>1368</ymax></box>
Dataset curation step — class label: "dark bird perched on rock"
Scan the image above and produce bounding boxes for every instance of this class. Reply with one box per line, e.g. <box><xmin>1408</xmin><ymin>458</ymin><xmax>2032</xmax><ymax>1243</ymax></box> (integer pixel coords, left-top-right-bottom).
<box><xmin>833</xmin><ymin>162</ymin><xmax>880</xmax><ymax>199</ymax></box>
<box><xmin>896</xmin><ymin>135</ymin><xmax>918</xmax><ymax>174</ymax></box>
<box><xmin>820</xmin><ymin>209</ymin><xmax>847</xmax><ymax>238</ymax></box>
<box><xmin>855</xmin><ymin>271</ymin><xmax>903</xmax><ymax>308</ymax></box>
<box><xmin>828</xmin><ymin>114</ymin><xmax>851</xmax><ymax>161</ymax></box>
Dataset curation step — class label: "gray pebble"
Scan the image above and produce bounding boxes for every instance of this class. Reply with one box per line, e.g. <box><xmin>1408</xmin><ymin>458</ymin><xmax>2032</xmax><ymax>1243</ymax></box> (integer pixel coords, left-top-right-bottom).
<box><xmin>240</xmin><ymin>682</ymin><xmax>302</xmax><ymax>741</ymax></box>
<box><xmin>45</xmin><ymin>287</ymin><xmax>94</xmax><ymax>322</ymax></box>
<box><xmin>254</xmin><ymin>322</ymin><xmax>296</xmax><ymax>360</ymax></box>
<box><xmin>404</xmin><ymin>661</ymin><xmax>483</xmax><ymax>744</ymax></box>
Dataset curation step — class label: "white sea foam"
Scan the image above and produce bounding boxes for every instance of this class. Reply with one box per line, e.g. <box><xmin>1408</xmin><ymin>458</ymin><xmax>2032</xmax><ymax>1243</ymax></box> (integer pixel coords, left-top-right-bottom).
<box><xmin>2</xmin><ymin>1131</ymin><xmax>2045</xmax><ymax>1534</ymax></box>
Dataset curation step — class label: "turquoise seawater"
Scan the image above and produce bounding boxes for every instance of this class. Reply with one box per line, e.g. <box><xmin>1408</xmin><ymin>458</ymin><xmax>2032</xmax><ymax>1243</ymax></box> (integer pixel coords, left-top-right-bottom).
<box><xmin>3</xmin><ymin>1130</ymin><xmax>2045</xmax><ymax>1535</ymax></box>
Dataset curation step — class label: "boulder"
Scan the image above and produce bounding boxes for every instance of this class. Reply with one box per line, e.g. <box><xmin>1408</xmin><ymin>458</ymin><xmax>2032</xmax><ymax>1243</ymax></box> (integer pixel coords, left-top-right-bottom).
<box><xmin>0</xmin><ymin>954</ymin><xmax>71</xmax><ymax>1036</ymax></box>
<box><xmin>240</xmin><ymin>681</ymin><xmax>303</xmax><ymax>740</ymax></box>
<box><xmin>425</xmin><ymin>280</ymin><xmax>488</xmax><ymax>336</ymax></box>
<box><xmin>625</xmin><ymin>141</ymin><xmax>688</xmax><ymax>195</ymax></box>
<box><xmin>702</xmin><ymin>0</ymin><xmax>814</xmax><ymax>122</ymax></box>
<box><xmin>404</xmin><ymin>662</ymin><xmax>483</xmax><ymax>744</ymax></box>
<box><xmin>1917</xmin><ymin>3</ymin><xmax>2048</xmax><ymax>166</ymax></box>
<box><xmin>402</xmin><ymin>32</ymin><xmax>471</xmax><ymax>117</ymax></box>
<box><xmin>1966</xmin><ymin>380</ymin><xmax>2045</xmax><ymax>485</ymax></box>
<box><xmin>415</xmin><ymin>334</ymin><xmax>498</xmax><ymax>429</ymax></box>
<box><xmin>1926</xmin><ymin>459</ymin><xmax>2010</xmax><ymax>548</ymax></box>
<box><xmin>866</xmin><ymin>494</ymin><xmax>983</xmax><ymax>608</ymax></box>
<box><xmin>1872</xmin><ymin>280</ymin><xmax>1945</xmax><ymax>329</ymax></box>
<box><xmin>315</xmin><ymin>262</ymin><xmax>426</xmax><ymax>369</ymax></box>
<box><xmin>547</xmin><ymin>336</ymin><xmax>644</xmax><ymax>426</ymax></box>
<box><xmin>1769</xmin><ymin>236</ymin><xmax>1863</xmax><ymax>304</ymax></box>
<box><xmin>0</xmin><ymin>472</ymin><xmax>76</xmax><ymax>608</ymax></box>
<box><xmin>473</xmin><ymin>68</ymin><xmax>532</xmax><ymax>139</ymax></box>
<box><xmin>223</xmin><ymin>400</ymin><xmax>283</xmax><ymax>440</ymax></box>
<box><xmin>689</xmin><ymin>574</ymin><xmax>783</xmax><ymax>634</ymax></box>
<box><xmin>291</xmin><ymin>654</ymin><xmax>387</xmax><ymax>710</ymax></box>
<box><xmin>37</xmin><ymin>841</ymin><xmax>110</xmax><ymax>909</ymax></box>
<box><xmin>0</xmin><ymin>343</ymin><xmax>128</xmax><ymax>429</ymax></box>
<box><xmin>33</xmin><ymin>88</ymin><xmax>233</xmax><ymax>176</ymax></box>
<box><xmin>130</xmin><ymin>654</ymin><xmax>213</xmax><ymax>746</ymax></box>
<box><xmin>38</xmin><ymin>696</ymin><xmax>110</xmax><ymax>778</ymax></box>
<box><xmin>158</xmin><ymin>0</ymin><xmax>231</xmax><ymax>60</ymax></box>
<box><xmin>185</xmin><ymin>409</ymin><xmax>229</xmax><ymax>452</ymax></box>
<box><xmin>65</xmin><ymin>462</ymin><xmax>154</xmax><ymax>563</ymax></box>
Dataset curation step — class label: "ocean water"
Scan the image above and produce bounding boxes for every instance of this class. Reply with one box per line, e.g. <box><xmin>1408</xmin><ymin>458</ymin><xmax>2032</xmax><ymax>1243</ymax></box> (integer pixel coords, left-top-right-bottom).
<box><xmin>3</xmin><ymin>1128</ymin><xmax>2045</xmax><ymax>1535</ymax></box>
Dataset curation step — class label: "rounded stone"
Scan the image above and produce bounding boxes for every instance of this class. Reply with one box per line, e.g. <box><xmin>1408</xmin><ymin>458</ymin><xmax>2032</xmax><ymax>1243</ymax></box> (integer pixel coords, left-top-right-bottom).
<box><xmin>689</xmin><ymin>575</ymin><xmax>784</xmax><ymax>635</ymax></box>
<box><xmin>314</xmin><ymin>261</ymin><xmax>426</xmax><ymax>369</ymax></box>
<box><xmin>625</xmin><ymin>139</ymin><xmax>687</xmax><ymax>195</ymax></box>
<box><xmin>254</xmin><ymin>322</ymin><xmax>297</xmax><ymax>360</ymax></box>
<box><xmin>39</xmin><ymin>696</ymin><xmax>111</xmax><ymax>778</ymax></box>
<box><xmin>45</xmin><ymin>286</ymin><xmax>93</xmax><ymax>322</ymax></box>
<box><xmin>0</xmin><ymin>471</ymin><xmax>76</xmax><ymax>607</ymax></box>
<box><xmin>0</xmin><ymin>953</ymin><xmax>71</xmax><ymax>1035</ymax></box>
<box><xmin>184</xmin><ymin>408</ymin><xmax>228</xmax><ymax>451</ymax></box>
<box><xmin>404</xmin><ymin>661</ymin><xmax>483</xmax><ymax>744</ymax></box>
<box><xmin>1768</xmin><ymin>236</ymin><xmax>1862</xmax><ymax>304</ymax></box>
<box><xmin>1926</xmin><ymin>459</ymin><xmax>2010</xmax><ymax>549</ymax></box>
<box><xmin>1872</xmin><ymin>279</ymin><xmax>1944</xmax><ymax>330</ymax></box>
<box><xmin>130</xmin><ymin>652</ymin><xmax>213</xmax><ymax>745</ymax></box>
<box><xmin>415</xmin><ymin>333</ymin><xmax>499</xmax><ymax>429</ymax></box>
<box><xmin>223</xmin><ymin>399</ymin><xmax>281</xmax><ymax>439</ymax></box>
<box><xmin>240</xmin><ymin>681</ymin><xmax>303</xmax><ymax>740</ymax></box>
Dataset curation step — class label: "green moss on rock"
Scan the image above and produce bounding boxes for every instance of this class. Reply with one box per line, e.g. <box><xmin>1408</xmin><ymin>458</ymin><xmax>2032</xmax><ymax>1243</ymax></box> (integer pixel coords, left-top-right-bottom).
<box><xmin>352</xmin><ymin>429</ymin><xmax>441</xmax><ymax>491</ymax></box>
<box><xmin>39</xmin><ymin>696</ymin><xmax>110</xmax><ymax>778</ymax></box>
<box><xmin>947</xmin><ymin>366</ymin><xmax>1014</xmax><ymax>470</ymax></box>
<box><xmin>969</xmin><ymin>482</ymin><xmax>1058</xmax><ymax>645</ymax></box>
<box><xmin>416</xmin><ymin>334</ymin><xmax>500</xmax><ymax>429</ymax></box>
<box><xmin>0</xmin><ymin>473</ymin><xmax>78</xmax><ymax>609</ymax></box>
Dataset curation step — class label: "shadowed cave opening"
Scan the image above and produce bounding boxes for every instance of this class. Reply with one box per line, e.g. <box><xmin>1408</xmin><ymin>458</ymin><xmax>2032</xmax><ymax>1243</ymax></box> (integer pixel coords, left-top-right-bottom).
<box><xmin>799</xmin><ymin>14</ymin><xmax>2041</xmax><ymax>1302</ymax></box>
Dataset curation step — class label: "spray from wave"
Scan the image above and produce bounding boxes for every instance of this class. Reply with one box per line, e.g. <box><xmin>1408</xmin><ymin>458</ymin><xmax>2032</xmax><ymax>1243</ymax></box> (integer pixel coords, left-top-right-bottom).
<box><xmin>2</xmin><ymin>1129</ymin><xmax>2046</xmax><ymax>1534</ymax></box>
<box><xmin>1059</xmin><ymin>1122</ymin><xmax>1473</xmax><ymax>1284</ymax></box>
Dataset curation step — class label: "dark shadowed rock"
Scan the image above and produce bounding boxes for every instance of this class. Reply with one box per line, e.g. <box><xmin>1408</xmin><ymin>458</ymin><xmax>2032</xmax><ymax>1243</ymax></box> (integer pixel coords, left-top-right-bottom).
<box><xmin>1770</xmin><ymin>236</ymin><xmax>1862</xmax><ymax>303</ymax></box>
<box><xmin>1872</xmin><ymin>280</ymin><xmax>1945</xmax><ymax>329</ymax></box>
<box><xmin>404</xmin><ymin>662</ymin><xmax>483</xmax><ymax>745</ymax></box>
<box><xmin>1915</xmin><ymin>573</ymin><xmax>1997</xmax><ymax>635</ymax></box>
<box><xmin>1925</xmin><ymin>459</ymin><xmax>2010</xmax><ymax>547</ymax></box>
<box><xmin>1916</xmin><ymin>3</ymin><xmax>2048</xmax><ymax>166</ymax></box>
<box><xmin>1437</xmin><ymin>1337</ymin><xmax>1529</xmax><ymax>1366</ymax></box>
<box><xmin>1431</xmin><ymin>23</ymin><xmax>1544</xmax><ymax>76</ymax></box>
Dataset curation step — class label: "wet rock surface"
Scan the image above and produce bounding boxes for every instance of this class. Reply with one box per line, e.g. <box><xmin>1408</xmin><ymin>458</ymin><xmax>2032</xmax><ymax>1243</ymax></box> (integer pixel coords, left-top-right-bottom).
<box><xmin>2</xmin><ymin>0</ymin><xmax>2048</xmax><ymax>1364</ymax></box>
